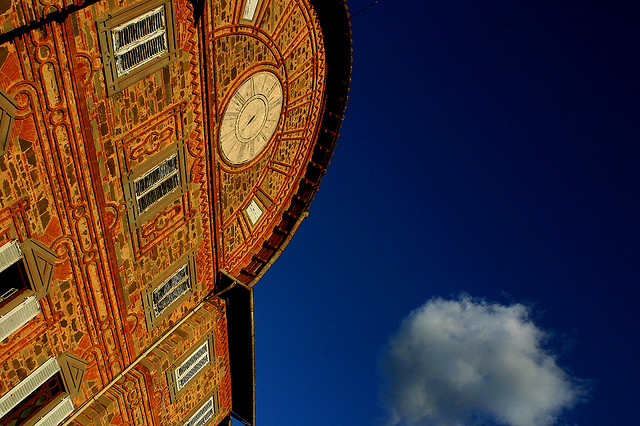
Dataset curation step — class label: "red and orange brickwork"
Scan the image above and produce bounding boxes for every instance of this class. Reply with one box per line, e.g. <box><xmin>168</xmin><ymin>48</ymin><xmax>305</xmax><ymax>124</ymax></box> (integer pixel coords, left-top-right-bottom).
<box><xmin>0</xmin><ymin>0</ymin><xmax>350</xmax><ymax>424</ymax></box>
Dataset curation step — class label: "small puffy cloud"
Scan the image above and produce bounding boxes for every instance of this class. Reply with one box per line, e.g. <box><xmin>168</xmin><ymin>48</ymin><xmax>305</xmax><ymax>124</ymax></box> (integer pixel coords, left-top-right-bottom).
<box><xmin>380</xmin><ymin>296</ymin><xmax>583</xmax><ymax>426</ymax></box>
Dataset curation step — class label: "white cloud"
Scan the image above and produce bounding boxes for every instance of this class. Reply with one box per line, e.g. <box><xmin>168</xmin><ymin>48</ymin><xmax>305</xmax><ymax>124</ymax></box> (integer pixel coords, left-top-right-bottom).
<box><xmin>380</xmin><ymin>296</ymin><xmax>582</xmax><ymax>426</ymax></box>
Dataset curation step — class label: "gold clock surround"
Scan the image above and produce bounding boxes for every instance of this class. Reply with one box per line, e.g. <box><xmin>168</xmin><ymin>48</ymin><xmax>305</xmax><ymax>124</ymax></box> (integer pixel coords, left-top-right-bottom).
<box><xmin>219</xmin><ymin>71</ymin><xmax>284</xmax><ymax>165</ymax></box>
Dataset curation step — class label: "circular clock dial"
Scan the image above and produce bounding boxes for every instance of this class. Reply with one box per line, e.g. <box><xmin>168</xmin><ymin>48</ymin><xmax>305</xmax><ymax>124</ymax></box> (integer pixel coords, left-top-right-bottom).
<box><xmin>219</xmin><ymin>71</ymin><xmax>284</xmax><ymax>165</ymax></box>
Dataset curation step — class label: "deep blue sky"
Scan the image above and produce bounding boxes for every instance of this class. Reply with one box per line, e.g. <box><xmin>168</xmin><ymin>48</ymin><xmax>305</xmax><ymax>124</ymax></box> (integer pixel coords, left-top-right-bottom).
<box><xmin>254</xmin><ymin>1</ymin><xmax>639</xmax><ymax>424</ymax></box>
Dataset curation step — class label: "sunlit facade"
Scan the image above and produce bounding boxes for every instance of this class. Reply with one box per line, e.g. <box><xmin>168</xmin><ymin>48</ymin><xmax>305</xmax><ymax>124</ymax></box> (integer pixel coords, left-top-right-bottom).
<box><xmin>0</xmin><ymin>0</ymin><xmax>350</xmax><ymax>424</ymax></box>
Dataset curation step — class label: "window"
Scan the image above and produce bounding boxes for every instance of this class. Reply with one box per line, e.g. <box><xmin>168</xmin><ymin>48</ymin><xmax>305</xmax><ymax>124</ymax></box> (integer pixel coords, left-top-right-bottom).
<box><xmin>98</xmin><ymin>0</ymin><xmax>178</xmax><ymax>95</ymax></box>
<box><xmin>242</xmin><ymin>0</ymin><xmax>260</xmax><ymax>21</ymax></box>
<box><xmin>0</xmin><ymin>241</ymin><xmax>28</xmax><ymax>309</ymax></box>
<box><xmin>0</xmin><ymin>88</ymin><xmax>17</xmax><ymax>156</ymax></box>
<box><xmin>112</xmin><ymin>6</ymin><xmax>168</xmax><ymax>77</ymax></box>
<box><xmin>142</xmin><ymin>253</ymin><xmax>196</xmax><ymax>329</ymax></box>
<box><xmin>134</xmin><ymin>154</ymin><xmax>180</xmax><ymax>215</ymax></box>
<box><xmin>1</xmin><ymin>374</ymin><xmax>64</xmax><ymax>425</ymax></box>
<box><xmin>0</xmin><ymin>239</ymin><xmax>56</xmax><ymax>342</ymax></box>
<box><xmin>244</xmin><ymin>198</ymin><xmax>264</xmax><ymax>226</ymax></box>
<box><xmin>124</xmin><ymin>142</ymin><xmax>188</xmax><ymax>227</ymax></box>
<box><xmin>31</xmin><ymin>395</ymin><xmax>74</xmax><ymax>426</ymax></box>
<box><xmin>0</xmin><ymin>356</ymin><xmax>77</xmax><ymax>426</ymax></box>
<box><xmin>0</xmin><ymin>294</ymin><xmax>40</xmax><ymax>343</ymax></box>
<box><xmin>167</xmin><ymin>332</ymin><xmax>215</xmax><ymax>402</ymax></box>
<box><xmin>175</xmin><ymin>339</ymin><xmax>210</xmax><ymax>391</ymax></box>
<box><xmin>183</xmin><ymin>392</ymin><xmax>218</xmax><ymax>426</ymax></box>
<box><xmin>152</xmin><ymin>262</ymin><xmax>190</xmax><ymax>317</ymax></box>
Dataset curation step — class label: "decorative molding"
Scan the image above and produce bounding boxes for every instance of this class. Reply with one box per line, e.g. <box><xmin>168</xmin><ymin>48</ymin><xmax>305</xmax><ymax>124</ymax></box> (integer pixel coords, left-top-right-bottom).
<box><xmin>20</xmin><ymin>238</ymin><xmax>58</xmax><ymax>300</ymax></box>
<box><xmin>116</xmin><ymin>104</ymin><xmax>196</xmax><ymax>257</ymax></box>
<box><xmin>0</xmin><ymin>88</ymin><xmax>17</xmax><ymax>156</ymax></box>
<box><xmin>57</xmin><ymin>353</ymin><xmax>88</xmax><ymax>397</ymax></box>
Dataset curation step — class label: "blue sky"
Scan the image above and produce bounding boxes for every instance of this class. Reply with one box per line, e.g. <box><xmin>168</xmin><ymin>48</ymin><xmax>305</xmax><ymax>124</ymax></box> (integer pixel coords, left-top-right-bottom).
<box><xmin>253</xmin><ymin>1</ymin><xmax>639</xmax><ymax>424</ymax></box>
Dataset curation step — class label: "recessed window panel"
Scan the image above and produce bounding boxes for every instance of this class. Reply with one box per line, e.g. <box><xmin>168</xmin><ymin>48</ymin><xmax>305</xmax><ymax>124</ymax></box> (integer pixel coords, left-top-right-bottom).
<box><xmin>242</xmin><ymin>0</ymin><xmax>260</xmax><ymax>20</ymax></box>
<box><xmin>0</xmin><ymin>358</ymin><xmax>60</xmax><ymax>418</ymax></box>
<box><xmin>151</xmin><ymin>263</ymin><xmax>190</xmax><ymax>317</ymax></box>
<box><xmin>0</xmin><ymin>240</ymin><xmax>28</xmax><ymax>310</ymax></box>
<box><xmin>0</xmin><ymin>294</ymin><xmax>41</xmax><ymax>342</ymax></box>
<box><xmin>245</xmin><ymin>199</ymin><xmax>263</xmax><ymax>226</ymax></box>
<box><xmin>1</xmin><ymin>373</ymin><xmax>64</xmax><ymax>425</ymax></box>
<box><xmin>175</xmin><ymin>340</ymin><xmax>210</xmax><ymax>391</ymax></box>
<box><xmin>98</xmin><ymin>0</ymin><xmax>177</xmax><ymax>95</ymax></box>
<box><xmin>134</xmin><ymin>154</ymin><xmax>180</xmax><ymax>214</ymax></box>
<box><xmin>0</xmin><ymin>240</ymin><xmax>22</xmax><ymax>273</ymax></box>
<box><xmin>184</xmin><ymin>394</ymin><xmax>215</xmax><ymax>426</ymax></box>
<box><xmin>142</xmin><ymin>253</ymin><xmax>196</xmax><ymax>330</ymax></box>
<box><xmin>112</xmin><ymin>6</ymin><xmax>168</xmax><ymax>77</ymax></box>
<box><xmin>0</xmin><ymin>240</ymin><xmax>43</xmax><ymax>342</ymax></box>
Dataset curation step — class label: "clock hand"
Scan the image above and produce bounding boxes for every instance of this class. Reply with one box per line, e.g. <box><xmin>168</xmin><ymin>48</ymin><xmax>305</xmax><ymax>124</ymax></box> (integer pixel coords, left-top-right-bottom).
<box><xmin>243</xmin><ymin>114</ymin><xmax>256</xmax><ymax>130</ymax></box>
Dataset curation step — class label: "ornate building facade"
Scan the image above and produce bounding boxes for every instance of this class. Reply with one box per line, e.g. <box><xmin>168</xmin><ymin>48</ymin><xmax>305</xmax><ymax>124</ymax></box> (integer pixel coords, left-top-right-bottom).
<box><xmin>0</xmin><ymin>0</ymin><xmax>351</xmax><ymax>424</ymax></box>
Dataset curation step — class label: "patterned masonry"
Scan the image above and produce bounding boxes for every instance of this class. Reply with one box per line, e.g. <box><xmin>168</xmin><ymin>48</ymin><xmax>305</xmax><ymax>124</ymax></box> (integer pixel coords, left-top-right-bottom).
<box><xmin>0</xmin><ymin>0</ymin><xmax>351</xmax><ymax>425</ymax></box>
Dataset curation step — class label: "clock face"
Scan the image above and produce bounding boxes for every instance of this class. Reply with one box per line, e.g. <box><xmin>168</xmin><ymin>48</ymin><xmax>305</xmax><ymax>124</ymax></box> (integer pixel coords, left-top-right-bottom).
<box><xmin>219</xmin><ymin>71</ymin><xmax>283</xmax><ymax>165</ymax></box>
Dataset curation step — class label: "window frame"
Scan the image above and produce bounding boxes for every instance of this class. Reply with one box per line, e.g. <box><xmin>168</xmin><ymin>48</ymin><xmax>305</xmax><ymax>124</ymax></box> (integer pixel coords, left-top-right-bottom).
<box><xmin>97</xmin><ymin>0</ymin><xmax>179</xmax><ymax>96</ymax></box>
<box><xmin>179</xmin><ymin>389</ymin><xmax>220</xmax><ymax>426</ymax></box>
<box><xmin>0</xmin><ymin>355</ymin><xmax>80</xmax><ymax>425</ymax></box>
<box><xmin>1</xmin><ymin>372</ymin><xmax>65</xmax><ymax>425</ymax></box>
<box><xmin>0</xmin><ymin>238</ymin><xmax>57</xmax><ymax>342</ymax></box>
<box><xmin>122</xmin><ymin>141</ymin><xmax>189</xmax><ymax>228</ymax></box>
<box><xmin>241</xmin><ymin>0</ymin><xmax>260</xmax><ymax>21</ymax></box>
<box><xmin>24</xmin><ymin>393</ymin><xmax>74</xmax><ymax>426</ymax></box>
<box><xmin>166</xmin><ymin>331</ymin><xmax>215</xmax><ymax>403</ymax></box>
<box><xmin>0</xmin><ymin>358</ymin><xmax>64</xmax><ymax>418</ymax></box>
<box><xmin>142</xmin><ymin>251</ymin><xmax>198</xmax><ymax>330</ymax></box>
<box><xmin>0</xmin><ymin>240</ymin><xmax>28</xmax><ymax>309</ymax></box>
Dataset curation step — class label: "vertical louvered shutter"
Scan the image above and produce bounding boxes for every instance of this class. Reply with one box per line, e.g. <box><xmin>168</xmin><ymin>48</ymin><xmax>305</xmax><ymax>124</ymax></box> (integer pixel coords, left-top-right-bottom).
<box><xmin>112</xmin><ymin>6</ymin><xmax>168</xmax><ymax>77</ymax></box>
<box><xmin>134</xmin><ymin>154</ymin><xmax>180</xmax><ymax>214</ymax></box>
<box><xmin>175</xmin><ymin>340</ymin><xmax>210</xmax><ymax>391</ymax></box>
<box><xmin>0</xmin><ymin>294</ymin><xmax>41</xmax><ymax>342</ymax></box>
<box><xmin>152</xmin><ymin>263</ymin><xmax>190</xmax><ymax>317</ymax></box>
<box><xmin>184</xmin><ymin>394</ymin><xmax>215</xmax><ymax>426</ymax></box>
<box><xmin>0</xmin><ymin>358</ymin><xmax>60</xmax><ymax>417</ymax></box>
<box><xmin>0</xmin><ymin>240</ymin><xmax>22</xmax><ymax>273</ymax></box>
<box><xmin>33</xmin><ymin>395</ymin><xmax>74</xmax><ymax>426</ymax></box>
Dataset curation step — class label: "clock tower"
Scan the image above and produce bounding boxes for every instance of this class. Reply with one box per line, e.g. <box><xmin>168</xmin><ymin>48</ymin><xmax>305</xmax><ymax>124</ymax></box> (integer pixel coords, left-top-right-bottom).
<box><xmin>0</xmin><ymin>0</ymin><xmax>350</xmax><ymax>425</ymax></box>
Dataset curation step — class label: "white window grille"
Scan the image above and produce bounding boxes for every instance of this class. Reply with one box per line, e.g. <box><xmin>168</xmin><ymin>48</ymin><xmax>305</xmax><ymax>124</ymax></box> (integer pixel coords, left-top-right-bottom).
<box><xmin>0</xmin><ymin>239</ymin><xmax>24</xmax><ymax>306</ymax></box>
<box><xmin>184</xmin><ymin>394</ymin><xmax>215</xmax><ymax>426</ymax></box>
<box><xmin>0</xmin><ymin>294</ymin><xmax>41</xmax><ymax>342</ymax></box>
<box><xmin>112</xmin><ymin>6</ymin><xmax>168</xmax><ymax>77</ymax></box>
<box><xmin>33</xmin><ymin>395</ymin><xmax>74</xmax><ymax>426</ymax></box>
<box><xmin>0</xmin><ymin>240</ymin><xmax>41</xmax><ymax>341</ymax></box>
<box><xmin>242</xmin><ymin>0</ymin><xmax>260</xmax><ymax>20</ymax></box>
<box><xmin>0</xmin><ymin>358</ymin><xmax>60</xmax><ymax>417</ymax></box>
<box><xmin>134</xmin><ymin>154</ymin><xmax>180</xmax><ymax>214</ymax></box>
<box><xmin>175</xmin><ymin>340</ymin><xmax>210</xmax><ymax>391</ymax></box>
<box><xmin>152</xmin><ymin>263</ymin><xmax>190</xmax><ymax>317</ymax></box>
<box><xmin>0</xmin><ymin>240</ymin><xmax>22</xmax><ymax>273</ymax></box>
<box><xmin>245</xmin><ymin>199</ymin><xmax>263</xmax><ymax>225</ymax></box>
